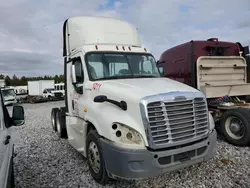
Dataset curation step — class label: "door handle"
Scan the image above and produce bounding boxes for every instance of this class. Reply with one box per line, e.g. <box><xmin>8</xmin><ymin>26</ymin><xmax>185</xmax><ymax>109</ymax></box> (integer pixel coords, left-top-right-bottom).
<box><xmin>4</xmin><ymin>135</ymin><xmax>11</xmax><ymax>145</ymax></box>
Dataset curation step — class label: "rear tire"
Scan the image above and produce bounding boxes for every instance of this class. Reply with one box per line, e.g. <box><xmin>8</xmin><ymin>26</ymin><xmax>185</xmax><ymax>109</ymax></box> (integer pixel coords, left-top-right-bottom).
<box><xmin>220</xmin><ymin>108</ymin><xmax>250</xmax><ymax>146</ymax></box>
<box><xmin>86</xmin><ymin>130</ymin><xmax>109</xmax><ymax>185</ymax></box>
<box><xmin>51</xmin><ymin>108</ymin><xmax>59</xmax><ymax>132</ymax></box>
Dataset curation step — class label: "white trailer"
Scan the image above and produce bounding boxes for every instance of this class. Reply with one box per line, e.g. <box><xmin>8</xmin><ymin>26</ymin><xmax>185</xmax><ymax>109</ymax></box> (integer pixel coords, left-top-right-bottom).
<box><xmin>51</xmin><ymin>16</ymin><xmax>217</xmax><ymax>184</ymax></box>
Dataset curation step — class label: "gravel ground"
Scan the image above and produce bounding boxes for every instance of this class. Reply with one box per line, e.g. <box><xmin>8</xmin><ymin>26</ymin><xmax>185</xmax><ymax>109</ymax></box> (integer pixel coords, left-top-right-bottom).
<box><xmin>9</xmin><ymin>101</ymin><xmax>250</xmax><ymax>188</ymax></box>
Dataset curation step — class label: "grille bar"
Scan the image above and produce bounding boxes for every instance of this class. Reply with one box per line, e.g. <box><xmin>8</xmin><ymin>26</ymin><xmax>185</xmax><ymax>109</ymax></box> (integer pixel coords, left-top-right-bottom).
<box><xmin>147</xmin><ymin>97</ymin><xmax>209</xmax><ymax>146</ymax></box>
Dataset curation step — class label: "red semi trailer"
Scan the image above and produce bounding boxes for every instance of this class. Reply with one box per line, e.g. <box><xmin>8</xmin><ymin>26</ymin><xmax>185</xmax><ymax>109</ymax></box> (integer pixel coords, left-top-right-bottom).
<box><xmin>157</xmin><ymin>38</ymin><xmax>250</xmax><ymax>146</ymax></box>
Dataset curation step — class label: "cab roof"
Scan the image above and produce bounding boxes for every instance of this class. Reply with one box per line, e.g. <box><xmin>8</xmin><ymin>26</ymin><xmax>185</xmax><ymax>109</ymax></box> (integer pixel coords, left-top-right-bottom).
<box><xmin>63</xmin><ymin>16</ymin><xmax>142</xmax><ymax>56</ymax></box>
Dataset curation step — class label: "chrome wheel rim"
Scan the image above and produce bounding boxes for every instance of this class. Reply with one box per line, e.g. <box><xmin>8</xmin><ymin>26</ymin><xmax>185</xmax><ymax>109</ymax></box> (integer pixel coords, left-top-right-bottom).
<box><xmin>88</xmin><ymin>142</ymin><xmax>100</xmax><ymax>173</ymax></box>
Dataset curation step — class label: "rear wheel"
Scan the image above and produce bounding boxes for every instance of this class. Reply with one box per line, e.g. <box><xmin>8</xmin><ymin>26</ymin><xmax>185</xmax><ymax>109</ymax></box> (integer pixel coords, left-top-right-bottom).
<box><xmin>51</xmin><ymin>108</ymin><xmax>59</xmax><ymax>132</ymax></box>
<box><xmin>220</xmin><ymin>108</ymin><xmax>250</xmax><ymax>146</ymax></box>
<box><xmin>86</xmin><ymin>130</ymin><xmax>109</xmax><ymax>185</ymax></box>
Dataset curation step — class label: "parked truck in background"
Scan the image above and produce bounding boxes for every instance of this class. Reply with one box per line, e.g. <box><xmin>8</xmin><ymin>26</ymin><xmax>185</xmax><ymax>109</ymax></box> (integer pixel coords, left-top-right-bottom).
<box><xmin>1</xmin><ymin>87</ymin><xmax>17</xmax><ymax>106</ymax></box>
<box><xmin>0</xmin><ymin>80</ymin><xmax>17</xmax><ymax>106</ymax></box>
<box><xmin>28</xmin><ymin>80</ymin><xmax>64</xmax><ymax>99</ymax></box>
<box><xmin>54</xmin><ymin>82</ymin><xmax>65</xmax><ymax>96</ymax></box>
<box><xmin>51</xmin><ymin>16</ymin><xmax>217</xmax><ymax>184</ymax></box>
<box><xmin>157</xmin><ymin>38</ymin><xmax>250</xmax><ymax>146</ymax></box>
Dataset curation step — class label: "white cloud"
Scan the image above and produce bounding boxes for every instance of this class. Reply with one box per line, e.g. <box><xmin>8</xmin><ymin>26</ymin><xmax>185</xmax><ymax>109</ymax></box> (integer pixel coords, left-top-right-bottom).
<box><xmin>0</xmin><ymin>0</ymin><xmax>249</xmax><ymax>76</ymax></box>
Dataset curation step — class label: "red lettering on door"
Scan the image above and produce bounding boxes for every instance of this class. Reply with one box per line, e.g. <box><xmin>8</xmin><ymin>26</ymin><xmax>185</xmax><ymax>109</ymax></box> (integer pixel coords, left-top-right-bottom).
<box><xmin>92</xmin><ymin>83</ymin><xmax>102</xmax><ymax>91</ymax></box>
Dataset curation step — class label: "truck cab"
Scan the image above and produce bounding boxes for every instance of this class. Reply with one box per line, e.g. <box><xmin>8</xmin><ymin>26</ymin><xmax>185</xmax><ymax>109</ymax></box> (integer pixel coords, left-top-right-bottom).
<box><xmin>51</xmin><ymin>16</ymin><xmax>217</xmax><ymax>184</ymax></box>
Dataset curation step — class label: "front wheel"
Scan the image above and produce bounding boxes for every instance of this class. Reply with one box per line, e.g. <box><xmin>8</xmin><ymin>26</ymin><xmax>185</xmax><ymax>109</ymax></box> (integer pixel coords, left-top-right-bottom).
<box><xmin>220</xmin><ymin>108</ymin><xmax>250</xmax><ymax>146</ymax></box>
<box><xmin>51</xmin><ymin>108</ymin><xmax>59</xmax><ymax>132</ymax></box>
<box><xmin>55</xmin><ymin>110</ymin><xmax>68</xmax><ymax>138</ymax></box>
<box><xmin>86</xmin><ymin>130</ymin><xmax>109</xmax><ymax>185</ymax></box>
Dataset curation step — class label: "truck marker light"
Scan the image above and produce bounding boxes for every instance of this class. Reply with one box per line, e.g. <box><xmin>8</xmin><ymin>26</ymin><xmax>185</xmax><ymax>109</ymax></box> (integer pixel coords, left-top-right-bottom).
<box><xmin>112</xmin><ymin>124</ymin><xmax>117</xmax><ymax>130</ymax></box>
<box><xmin>116</xmin><ymin>130</ymin><xmax>121</xmax><ymax>137</ymax></box>
<box><xmin>126</xmin><ymin>132</ymin><xmax>132</xmax><ymax>139</ymax></box>
<box><xmin>122</xmin><ymin>46</ymin><xmax>125</xmax><ymax>51</ymax></box>
<box><xmin>116</xmin><ymin>46</ymin><xmax>119</xmax><ymax>50</ymax></box>
<box><xmin>84</xmin><ymin>108</ymin><xmax>87</xmax><ymax>112</ymax></box>
<box><xmin>128</xmin><ymin>46</ymin><xmax>131</xmax><ymax>51</ymax></box>
<box><xmin>95</xmin><ymin>45</ymin><xmax>98</xmax><ymax>50</ymax></box>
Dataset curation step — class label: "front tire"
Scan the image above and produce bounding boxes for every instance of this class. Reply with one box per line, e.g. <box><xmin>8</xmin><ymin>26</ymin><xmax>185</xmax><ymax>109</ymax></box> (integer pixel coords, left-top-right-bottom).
<box><xmin>220</xmin><ymin>108</ymin><xmax>250</xmax><ymax>146</ymax></box>
<box><xmin>56</xmin><ymin>109</ymin><xmax>68</xmax><ymax>138</ymax></box>
<box><xmin>51</xmin><ymin>108</ymin><xmax>59</xmax><ymax>132</ymax></box>
<box><xmin>86</xmin><ymin>130</ymin><xmax>109</xmax><ymax>185</ymax></box>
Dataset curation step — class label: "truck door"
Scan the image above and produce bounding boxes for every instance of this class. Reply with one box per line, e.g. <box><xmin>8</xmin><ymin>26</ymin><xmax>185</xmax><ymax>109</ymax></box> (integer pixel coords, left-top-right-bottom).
<box><xmin>67</xmin><ymin>54</ymin><xmax>90</xmax><ymax>151</ymax></box>
<box><xmin>0</xmin><ymin>92</ymin><xmax>14</xmax><ymax>188</ymax></box>
<box><xmin>70</xmin><ymin>56</ymin><xmax>85</xmax><ymax>117</ymax></box>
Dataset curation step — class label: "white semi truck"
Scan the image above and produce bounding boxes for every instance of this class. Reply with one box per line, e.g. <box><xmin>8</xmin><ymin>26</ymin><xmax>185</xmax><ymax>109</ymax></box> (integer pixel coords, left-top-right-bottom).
<box><xmin>51</xmin><ymin>16</ymin><xmax>217</xmax><ymax>184</ymax></box>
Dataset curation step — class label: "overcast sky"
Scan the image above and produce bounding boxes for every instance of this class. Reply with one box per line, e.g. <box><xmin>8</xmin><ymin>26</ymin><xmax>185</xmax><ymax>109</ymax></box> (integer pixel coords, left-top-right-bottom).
<box><xmin>0</xmin><ymin>0</ymin><xmax>249</xmax><ymax>77</ymax></box>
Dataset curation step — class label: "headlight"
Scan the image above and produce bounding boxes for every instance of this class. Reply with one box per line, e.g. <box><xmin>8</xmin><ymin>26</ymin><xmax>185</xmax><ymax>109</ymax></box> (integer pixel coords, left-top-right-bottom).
<box><xmin>208</xmin><ymin>112</ymin><xmax>215</xmax><ymax>132</ymax></box>
<box><xmin>111</xmin><ymin>123</ymin><xmax>145</xmax><ymax>148</ymax></box>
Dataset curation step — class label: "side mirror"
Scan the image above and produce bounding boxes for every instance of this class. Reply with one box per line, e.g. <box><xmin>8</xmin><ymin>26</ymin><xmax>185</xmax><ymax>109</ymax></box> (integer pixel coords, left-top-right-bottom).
<box><xmin>12</xmin><ymin>105</ymin><xmax>25</xmax><ymax>126</ymax></box>
<box><xmin>71</xmin><ymin>64</ymin><xmax>77</xmax><ymax>84</ymax></box>
<box><xmin>94</xmin><ymin>95</ymin><xmax>107</xmax><ymax>103</ymax></box>
<box><xmin>158</xmin><ymin>67</ymin><xmax>164</xmax><ymax>77</ymax></box>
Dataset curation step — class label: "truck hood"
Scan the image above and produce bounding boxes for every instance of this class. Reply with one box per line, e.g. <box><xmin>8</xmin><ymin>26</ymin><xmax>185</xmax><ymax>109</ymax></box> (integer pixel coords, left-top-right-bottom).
<box><xmin>96</xmin><ymin>77</ymin><xmax>199</xmax><ymax>101</ymax></box>
<box><xmin>88</xmin><ymin>77</ymin><xmax>204</xmax><ymax>145</ymax></box>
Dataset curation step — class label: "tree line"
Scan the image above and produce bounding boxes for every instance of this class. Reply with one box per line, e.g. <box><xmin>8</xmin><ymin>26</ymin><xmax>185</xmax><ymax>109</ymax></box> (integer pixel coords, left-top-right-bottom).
<box><xmin>0</xmin><ymin>74</ymin><xmax>64</xmax><ymax>86</ymax></box>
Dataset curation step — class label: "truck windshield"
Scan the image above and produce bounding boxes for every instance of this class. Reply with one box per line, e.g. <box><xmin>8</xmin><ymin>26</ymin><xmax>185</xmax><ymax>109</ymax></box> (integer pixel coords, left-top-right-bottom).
<box><xmin>85</xmin><ymin>52</ymin><xmax>161</xmax><ymax>81</ymax></box>
<box><xmin>2</xmin><ymin>89</ymin><xmax>16</xmax><ymax>97</ymax></box>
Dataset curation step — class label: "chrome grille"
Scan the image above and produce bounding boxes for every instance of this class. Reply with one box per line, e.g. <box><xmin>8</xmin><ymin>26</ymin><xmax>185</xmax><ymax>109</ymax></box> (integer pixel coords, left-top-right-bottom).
<box><xmin>147</xmin><ymin>98</ymin><xmax>209</xmax><ymax>146</ymax></box>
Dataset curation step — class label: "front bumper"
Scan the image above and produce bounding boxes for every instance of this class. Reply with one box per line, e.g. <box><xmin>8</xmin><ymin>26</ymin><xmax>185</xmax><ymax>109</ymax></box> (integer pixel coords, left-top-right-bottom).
<box><xmin>101</xmin><ymin>130</ymin><xmax>217</xmax><ymax>180</ymax></box>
